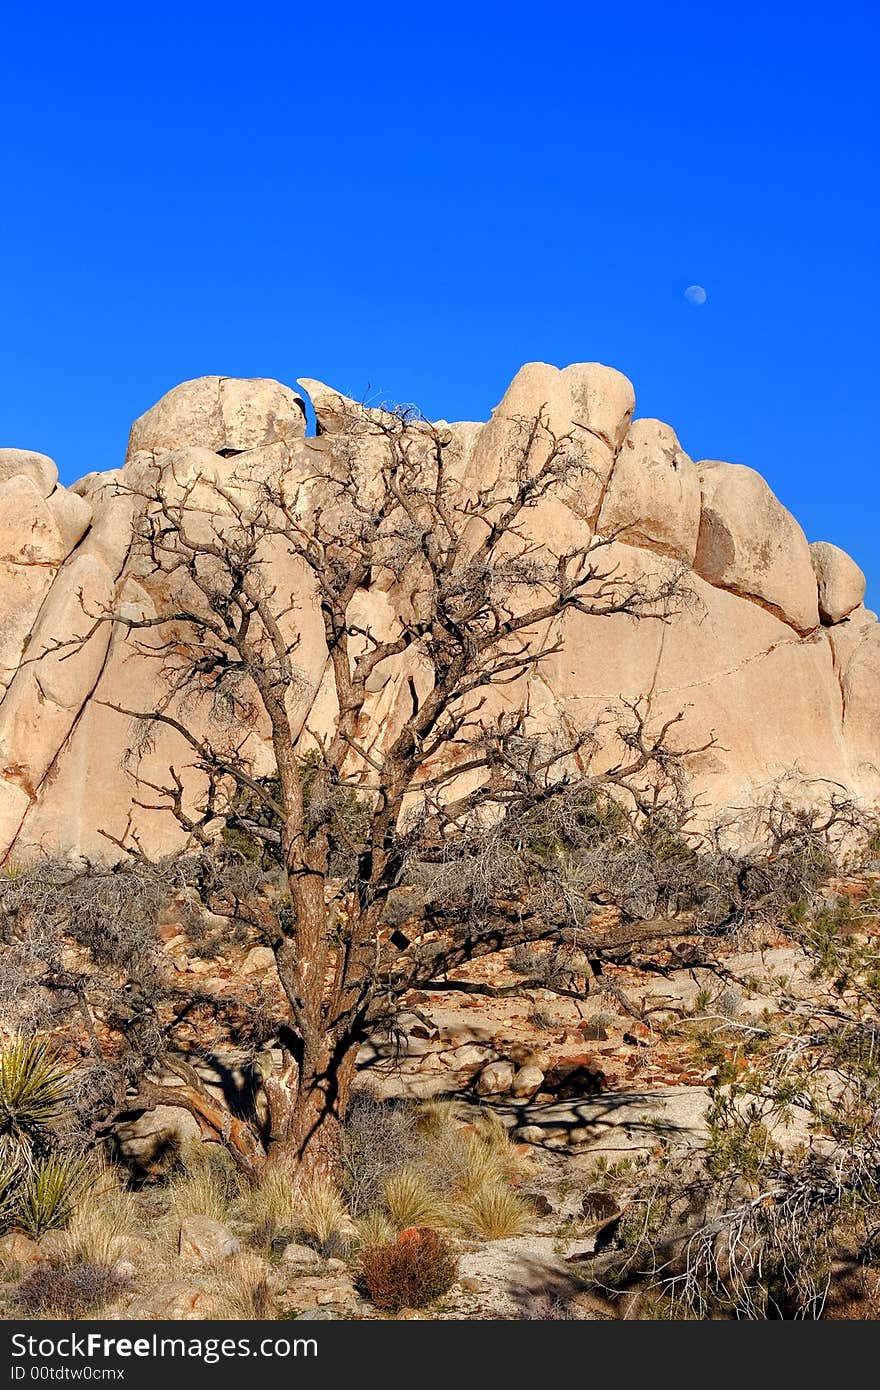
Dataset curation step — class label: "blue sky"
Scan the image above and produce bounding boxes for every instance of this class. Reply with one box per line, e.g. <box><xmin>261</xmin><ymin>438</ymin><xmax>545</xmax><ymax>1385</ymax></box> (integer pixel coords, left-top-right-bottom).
<box><xmin>2</xmin><ymin>3</ymin><xmax>878</xmax><ymax>598</ymax></box>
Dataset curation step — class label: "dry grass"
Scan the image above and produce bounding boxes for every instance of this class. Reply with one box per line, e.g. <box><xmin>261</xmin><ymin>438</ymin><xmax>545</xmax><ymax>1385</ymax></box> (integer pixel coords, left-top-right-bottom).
<box><xmin>238</xmin><ymin>1166</ymin><xmax>297</xmax><ymax>1248</ymax></box>
<box><xmin>166</xmin><ymin>1143</ymin><xmax>240</xmax><ymax>1225</ymax></box>
<box><xmin>456</xmin><ymin>1183</ymin><xmax>532</xmax><ymax>1240</ymax></box>
<box><xmin>383</xmin><ymin>1167</ymin><xmax>447</xmax><ymax>1231</ymax></box>
<box><xmin>60</xmin><ymin>1164</ymin><xmax>138</xmax><ymax>1268</ymax></box>
<box><xmin>294</xmin><ymin>1177</ymin><xmax>350</xmax><ymax>1251</ymax></box>
<box><xmin>414</xmin><ymin>1099</ymin><xmax>463</xmax><ymax>1139</ymax></box>
<box><xmin>208</xmin><ymin>1251</ymin><xmax>274</xmax><ymax>1319</ymax></box>
<box><xmin>356</xmin><ymin>1210</ymin><xmax>396</xmax><ymax>1249</ymax></box>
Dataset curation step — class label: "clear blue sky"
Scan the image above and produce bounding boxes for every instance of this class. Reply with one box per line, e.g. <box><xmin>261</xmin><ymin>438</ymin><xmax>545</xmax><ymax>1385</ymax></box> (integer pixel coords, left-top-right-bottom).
<box><xmin>2</xmin><ymin>3</ymin><xmax>878</xmax><ymax>598</ymax></box>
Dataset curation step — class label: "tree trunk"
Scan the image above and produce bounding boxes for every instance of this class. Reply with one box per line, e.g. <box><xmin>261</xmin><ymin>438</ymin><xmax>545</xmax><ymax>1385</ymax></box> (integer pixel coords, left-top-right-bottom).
<box><xmin>265</xmin><ymin>1044</ymin><xmax>358</xmax><ymax>1187</ymax></box>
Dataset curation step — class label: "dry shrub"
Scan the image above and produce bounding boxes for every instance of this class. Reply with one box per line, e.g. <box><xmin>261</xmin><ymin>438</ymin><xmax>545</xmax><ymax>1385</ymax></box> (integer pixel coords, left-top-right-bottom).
<box><xmin>14</xmin><ymin>1262</ymin><xmax>131</xmax><ymax>1318</ymax></box>
<box><xmin>343</xmin><ymin>1096</ymin><xmax>421</xmax><ymax>1216</ymax></box>
<box><xmin>359</xmin><ymin>1228</ymin><xmax>458</xmax><ymax>1310</ymax></box>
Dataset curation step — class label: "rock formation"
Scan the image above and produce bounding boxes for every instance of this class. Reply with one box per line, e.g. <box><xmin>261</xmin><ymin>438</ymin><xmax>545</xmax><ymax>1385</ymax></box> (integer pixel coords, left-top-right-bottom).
<box><xmin>0</xmin><ymin>364</ymin><xmax>877</xmax><ymax>864</ymax></box>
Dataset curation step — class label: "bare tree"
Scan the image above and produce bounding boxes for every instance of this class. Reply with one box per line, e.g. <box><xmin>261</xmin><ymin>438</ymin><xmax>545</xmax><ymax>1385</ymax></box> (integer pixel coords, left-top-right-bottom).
<box><xmin>37</xmin><ymin>402</ymin><xmax>704</xmax><ymax>1181</ymax></box>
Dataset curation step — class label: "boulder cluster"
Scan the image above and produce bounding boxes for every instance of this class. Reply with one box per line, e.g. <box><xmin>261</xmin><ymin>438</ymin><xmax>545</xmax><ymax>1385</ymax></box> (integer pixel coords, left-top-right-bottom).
<box><xmin>0</xmin><ymin>365</ymin><xmax>877</xmax><ymax>864</ymax></box>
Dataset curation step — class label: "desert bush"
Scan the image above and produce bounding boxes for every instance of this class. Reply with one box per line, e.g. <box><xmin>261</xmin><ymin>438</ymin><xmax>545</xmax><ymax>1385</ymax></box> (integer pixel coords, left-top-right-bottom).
<box><xmin>342</xmin><ymin>1096</ymin><xmax>421</xmax><ymax>1217</ymax></box>
<box><xmin>359</xmin><ymin>1228</ymin><xmax>458</xmax><ymax>1310</ymax></box>
<box><xmin>14</xmin><ymin>1261</ymin><xmax>131</xmax><ymax>1318</ymax></box>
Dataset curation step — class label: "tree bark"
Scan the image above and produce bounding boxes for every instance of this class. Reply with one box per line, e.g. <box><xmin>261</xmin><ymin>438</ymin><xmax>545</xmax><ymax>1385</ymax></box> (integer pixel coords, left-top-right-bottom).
<box><xmin>264</xmin><ymin>1043</ymin><xmax>358</xmax><ymax>1187</ymax></box>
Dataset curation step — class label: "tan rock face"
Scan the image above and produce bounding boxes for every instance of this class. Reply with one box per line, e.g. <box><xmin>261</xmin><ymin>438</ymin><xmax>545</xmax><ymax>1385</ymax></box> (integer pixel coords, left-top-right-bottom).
<box><xmin>598</xmin><ymin>418</ymin><xmax>701</xmax><ymax>563</ymax></box>
<box><xmin>0</xmin><ymin>449</ymin><xmax>58</xmax><ymax>497</ymax></box>
<box><xmin>0</xmin><ymin>475</ymin><xmax>65</xmax><ymax>565</ymax></box>
<box><xmin>694</xmin><ymin>461</ymin><xmax>820</xmax><ymax>633</ymax></box>
<box><xmin>811</xmin><ymin>541</ymin><xmax>866</xmax><ymax>624</ymax></box>
<box><xmin>467</xmin><ymin>361</ymin><xmax>634</xmax><ymax>528</ymax></box>
<box><xmin>0</xmin><ymin>364</ymin><xmax>876</xmax><ymax>865</ymax></box>
<box><xmin>126</xmin><ymin>376</ymin><xmax>306</xmax><ymax>459</ymax></box>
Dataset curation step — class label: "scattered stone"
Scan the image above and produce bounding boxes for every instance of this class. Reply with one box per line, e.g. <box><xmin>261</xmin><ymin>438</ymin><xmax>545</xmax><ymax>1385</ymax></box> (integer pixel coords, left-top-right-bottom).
<box><xmin>281</xmin><ymin>1242</ymin><xmax>322</xmax><ymax>1269</ymax></box>
<box><xmin>241</xmin><ymin>945</ymin><xmax>275</xmax><ymax>974</ymax></box>
<box><xmin>475</xmin><ymin>1059</ymin><xmax>516</xmax><ymax>1095</ymax></box>
<box><xmin>0</xmin><ymin>1232</ymin><xmax>46</xmax><ymax>1271</ymax></box>
<box><xmin>177</xmin><ymin>1215</ymin><xmax>240</xmax><ymax>1264</ymax></box>
<box><xmin>511</xmin><ymin>1064</ymin><xmax>545</xmax><ymax>1099</ymax></box>
<box><xmin>126</xmin><ymin>1281</ymin><xmax>213</xmax><ymax>1319</ymax></box>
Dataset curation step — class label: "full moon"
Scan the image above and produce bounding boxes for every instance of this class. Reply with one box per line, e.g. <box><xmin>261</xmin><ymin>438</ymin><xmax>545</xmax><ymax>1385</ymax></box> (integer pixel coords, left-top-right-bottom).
<box><xmin>684</xmin><ymin>284</ymin><xmax>707</xmax><ymax>306</ymax></box>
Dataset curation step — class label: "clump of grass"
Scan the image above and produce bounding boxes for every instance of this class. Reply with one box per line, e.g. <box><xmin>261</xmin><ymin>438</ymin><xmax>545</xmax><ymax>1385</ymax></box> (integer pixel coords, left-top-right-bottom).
<box><xmin>383</xmin><ymin>1168</ymin><xmax>446</xmax><ymax>1231</ymax></box>
<box><xmin>294</xmin><ymin>1177</ymin><xmax>350</xmax><ymax>1253</ymax></box>
<box><xmin>61</xmin><ymin>1165</ymin><xmax>138</xmax><ymax>1267</ymax></box>
<box><xmin>209</xmin><ymin>1251</ymin><xmax>274</xmax><ymax>1319</ymax></box>
<box><xmin>465</xmin><ymin>1109</ymin><xmax>528</xmax><ymax>1183</ymax></box>
<box><xmin>359</xmin><ymin>1229</ymin><xmax>458</xmax><ymax>1310</ymax></box>
<box><xmin>166</xmin><ymin>1142</ymin><xmax>240</xmax><ymax>1224</ymax></box>
<box><xmin>413</xmin><ymin>1099</ymin><xmax>462</xmax><ymax>1139</ymax></box>
<box><xmin>356</xmin><ymin>1210</ymin><xmax>396</xmax><ymax>1250</ymax></box>
<box><xmin>456</xmin><ymin>1183</ymin><xmax>531</xmax><ymax>1240</ymax></box>
<box><xmin>451</xmin><ymin>1132</ymin><xmax>507</xmax><ymax>1199</ymax></box>
<box><xmin>239</xmin><ymin>1166</ymin><xmax>297</xmax><ymax>1250</ymax></box>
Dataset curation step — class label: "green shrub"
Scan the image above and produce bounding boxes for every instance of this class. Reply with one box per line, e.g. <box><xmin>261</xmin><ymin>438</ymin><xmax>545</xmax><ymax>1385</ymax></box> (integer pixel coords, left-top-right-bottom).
<box><xmin>0</xmin><ymin>1035</ymin><xmax>69</xmax><ymax>1149</ymax></box>
<box><xmin>15</xmin><ymin>1154</ymin><xmax>89</xmax><ymax>1238</ymax></box>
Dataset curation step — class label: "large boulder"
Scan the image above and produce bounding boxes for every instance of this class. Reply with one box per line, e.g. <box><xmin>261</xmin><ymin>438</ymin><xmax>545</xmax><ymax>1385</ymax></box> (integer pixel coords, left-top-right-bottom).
<box><xmin>0</xmin><ymin>448</ymin><xmax>58</xmax><ymax>497</ymax></box>
<box><xmin>828</xmin><ymin>608</ymin><xmax>880</xmax><ymax>798</ymax></box>
<box><xmin>127</xmin><ymin>376</ymin><xmax>307</xmax><ymax>459</ymax></box>
<box><xmin>467</xmin><ymin>361</ymin><xmax>634</xmax><ymax>528</ymax></box>
<box><xmin>811</xmin><ymin>541</ymin><xmax>866</xmax><ymax>624</ymax></box>
<box><xmin>694</xmin><ymin>461</ymin><xmax>820</xmax><ymax>632</ymax></box>
<box><xmin>47</xmin><ymin>486</ymin><xmax>92</xmax><ymax>554</ymax></box>
<box><xmin>598</xmin><ymin>418</ymin><xmax>701</xmax><ymax>563</ymax></box>
<box><xmin>0</xmin><ymin>475</ymin><xmax>66</xmax><ymax>566</ymax></box>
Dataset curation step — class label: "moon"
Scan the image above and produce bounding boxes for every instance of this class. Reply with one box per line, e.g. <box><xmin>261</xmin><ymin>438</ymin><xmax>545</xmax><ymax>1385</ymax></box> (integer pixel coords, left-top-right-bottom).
<box><xmin>684</xmin><ymin>284</ymin><xmax>707</xmax><ymax>306</ymax></box>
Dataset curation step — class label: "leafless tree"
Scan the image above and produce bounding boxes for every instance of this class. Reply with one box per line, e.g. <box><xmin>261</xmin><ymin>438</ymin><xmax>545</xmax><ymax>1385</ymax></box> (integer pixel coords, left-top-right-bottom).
<box><xmin>25</xmin><ymin>402</ymin><xmax>709</xmax><ymax>1181</ymax></box>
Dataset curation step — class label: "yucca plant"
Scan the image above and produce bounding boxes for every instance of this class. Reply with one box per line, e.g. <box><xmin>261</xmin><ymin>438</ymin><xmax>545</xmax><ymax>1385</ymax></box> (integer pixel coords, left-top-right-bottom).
<box><xmin>0</xmin><ymin>1035</ymin><xmax>70</xmax><ymax>1150</ymax></box>
<box><xmin>0</xmin><ymin>1156</ymin><xmax>23</xmax><ymax>1231</ymax></box>
<box><xmin>15</xmin><ymin>1153</ymin><xmax>89</xmax><ymax>1238</ymax></box>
